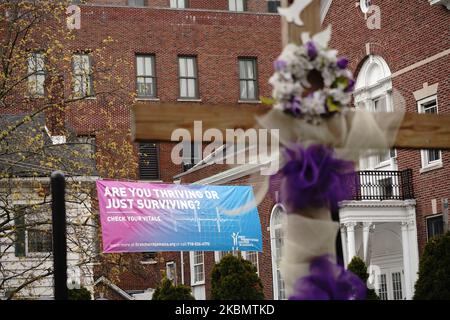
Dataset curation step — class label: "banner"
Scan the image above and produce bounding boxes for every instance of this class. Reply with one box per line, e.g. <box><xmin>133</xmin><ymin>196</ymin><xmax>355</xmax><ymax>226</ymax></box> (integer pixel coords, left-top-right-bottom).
<box><xmin>96</xmin><ymin>180</ymin><xmax>262</xmax><ymax>253</ymax></box>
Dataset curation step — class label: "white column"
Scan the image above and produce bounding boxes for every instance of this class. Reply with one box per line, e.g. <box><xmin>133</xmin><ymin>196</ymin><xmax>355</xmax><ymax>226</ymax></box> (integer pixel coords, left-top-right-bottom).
<box><xmin>407</xmin><ymin>219</ymin><xmax>420</xmax><ymax>298</ymax></box>
<box><xmin>346</xmin><ymin>222</ymin><xmax>357</xmax><ymax>261</ymax></box>
<box><xmin>340</xmin><ymin>225</ymin><xmax>348</xmax><ymax>267</ymax></box>
<box><xmin>401</xmin><ymin>221</ymin><xmax>412</xmax><ymax>300</ymax></box>
<box><xmin>362</xmin><ymin>222</ymin><xmax>372</xmax><ymax>263</ymax></box>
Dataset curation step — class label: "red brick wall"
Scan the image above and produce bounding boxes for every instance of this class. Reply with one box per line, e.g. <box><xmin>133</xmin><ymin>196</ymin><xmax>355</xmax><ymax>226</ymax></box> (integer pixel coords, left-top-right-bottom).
<box><xmin>62</xmin><ymin>5</ymin><xmax>281</xmax><ymax>182</ymax></box>
<box><xmin>324</xmin><ymin>0</ymin><xmax>450</xmax><ymax>253</ymax></box>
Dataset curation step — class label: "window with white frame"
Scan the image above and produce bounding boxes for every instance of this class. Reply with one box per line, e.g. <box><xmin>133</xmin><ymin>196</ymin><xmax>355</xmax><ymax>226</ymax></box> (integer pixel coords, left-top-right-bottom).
<box><xmin>27</xmin><ymin>52</ymin><xmax>45</xmax><ymax>97</ymax></box>
<box><xmin>378</xmin><ymin>273</ymin><xmax>388</xmax><ymax>300</ymax></box>
<box><xmin>418</xmin><ymin>96</ymin><xmax>442</xmax><ymax>169</ymax></box>
<box><xmin>166</xmin><ymin>261</ymin><xmax>177</xmax><ymax>284</ymax></box>
<box><xmin>170</xmin><ymin>0</ymin><xmax>186</xmax><ymax>8</ymax></box>
<box><xmin>192</xmin><ymin>251</ymin><xmax>204</xmax><ymax>284</ymax></box>
<box><xmin>178</xmin><ymin>56</ymin><xmax>198</xmax><ymax>99</ymax></box>
<box><xmin>354</xmin><ymin>55</ymin><xmax>396</xmax><ymax>170</ymax></box>
<box><xmin>216</xmin><ymin>251</ymin><xmax>234</xmax><ymax>261</ymax></box>
<box><xmin>391</xmin><ymin>272</ymin><xmax>403</xmax><ymax>300</ymax></box>
<box><xmin>73</xmin><ymin>53</ymin><xmax>93</xmax><ymax>97</ymax></box>
<box><xmin>373</xmin><ymin>96</ymin><xmax>391</xmax><ymax>164</ymax></box>
<box><xmin>14</xmin><ymin>205</ymin><xmax>52</xmax><ymax>257</ymax></box>
<box><xmin>426</xmin><ymin>214</ymin><xmax>444</xmax><ymax>240</ymax></box>
<box><xmin>239</xmin><ymin>58</ymin><xmax>258</xmax><ymax>101</ymax></box>
<box><xmin>270</xmin><ymin>204</ymin><xmax>286</xmax><ymax>300</ymax></box>
<box><xmin>243</xmin><ymin>251</ymin><xmax>259</xmax><ymax>274</ymax></box>
<box><xmin>136</xmin><ymin>55</ymin><xmax>156</xmax><ymax>98</ymax></box>
<box><xmin>229</xmin><ymin>0</ymin><xmax>245</xmax><ymax>12</ymax></box>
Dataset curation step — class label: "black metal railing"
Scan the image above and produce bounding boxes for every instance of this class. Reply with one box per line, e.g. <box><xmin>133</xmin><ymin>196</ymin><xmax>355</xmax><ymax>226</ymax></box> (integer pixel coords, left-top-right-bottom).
<box><xmin>351</xmin><ymin>169</ymin><xmax>414</xmax><ymax>201</ymax></box>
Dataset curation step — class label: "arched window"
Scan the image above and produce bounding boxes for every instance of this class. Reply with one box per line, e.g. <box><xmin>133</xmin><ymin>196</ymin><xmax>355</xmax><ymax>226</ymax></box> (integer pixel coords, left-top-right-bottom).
<box><xmin>354</xmin><ymin>55</ymin><xmax>396</xmax><ymax>170</ymax></box>
<box><xmin>270</xmin><ymin>204</ymin><xmax>286</xmax><ymax>300</ymax></box>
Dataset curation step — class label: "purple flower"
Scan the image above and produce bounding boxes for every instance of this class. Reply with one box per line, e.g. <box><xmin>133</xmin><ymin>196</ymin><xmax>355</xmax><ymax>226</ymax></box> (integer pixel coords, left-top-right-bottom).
<box><xmin>337</xmin><ymin>57</ymin><xmax>349</xmax><ymax>70</ymax></box>
<box><xmin>306</xmin><ymin>41</ymin><xmax>318</xmax><ymax>60</ymax></box>
<box><xmin>270</xmin><ymin>144</ymin><xmax>356</xmax><ymax>212</ymax></box>
<box><xmin>289</xmin><ymin>255</ymin><xmax>367</xmax><ymax>300</ymax></box>
<box><xmin>289</xmin><ymin>96</ymin><xmax>302</xmax><ymax>115</ymax></box>
<box><xmin>345</xmin><ymin>79</ymin><xmax>355</xmax><ymax>93</ymax></box>
<box><xmin>274</xmin><ymin>59</ymin><xmax>287</xmax><ymax>71</ymax></box>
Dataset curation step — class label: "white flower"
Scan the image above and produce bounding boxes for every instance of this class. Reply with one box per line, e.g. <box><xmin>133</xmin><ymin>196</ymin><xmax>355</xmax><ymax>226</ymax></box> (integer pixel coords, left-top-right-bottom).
<box><xmin>302</xmin><ymin>91</ymin><xmax>327</xmax><ymax>116</ymax></box>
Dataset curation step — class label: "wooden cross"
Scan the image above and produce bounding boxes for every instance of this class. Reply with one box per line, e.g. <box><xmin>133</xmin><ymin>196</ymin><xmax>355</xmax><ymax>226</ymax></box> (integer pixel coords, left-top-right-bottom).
<box><xmin>131</xmin><ymin>0</ymin><xmax>450</xmax><ymax>150</ymax></box>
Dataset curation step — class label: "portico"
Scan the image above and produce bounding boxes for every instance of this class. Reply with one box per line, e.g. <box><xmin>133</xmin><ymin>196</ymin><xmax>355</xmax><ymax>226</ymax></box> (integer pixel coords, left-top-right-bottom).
<box><xmin>340</xmin><ymin>199</ymin><xmax>419</xmax><ymax>300</ymax></box>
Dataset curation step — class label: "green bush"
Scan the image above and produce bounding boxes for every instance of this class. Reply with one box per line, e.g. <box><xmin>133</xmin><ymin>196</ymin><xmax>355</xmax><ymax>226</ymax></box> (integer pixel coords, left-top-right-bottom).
<box><xmin>414</xmin><ymin>231</ymin><xmax>450</xmax><ymax>300</ymax></box>
<box><xmin>211</xmin><ymin>254</ymin><xmax>264</xmax><ymax>300</ymax></box>
<box><xmin>152</xmin><ymin>277</ymin><xmax>195</xmax><ymax>300</ymax></box>
<box><xmin>347</xmin><ymin>256</ymin><xmax>379</xmax><ymax>300</ymax></box>
<box><xmin>68</xmin><ymin>287</ymin><xmax>92</xmax><ymax>300</ymax></box>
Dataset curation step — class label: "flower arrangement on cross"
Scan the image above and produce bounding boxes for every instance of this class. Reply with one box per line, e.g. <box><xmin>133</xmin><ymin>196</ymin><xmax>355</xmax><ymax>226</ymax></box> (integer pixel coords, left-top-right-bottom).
<box><xmin>257</xmin><ymin>0</ymin><xmax>405</xmax><ymax>300</ymax></box>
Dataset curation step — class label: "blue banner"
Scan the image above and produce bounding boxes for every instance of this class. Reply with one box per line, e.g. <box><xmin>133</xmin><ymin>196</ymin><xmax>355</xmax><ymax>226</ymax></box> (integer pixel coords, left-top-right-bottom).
<box><xmin>97</xmin><ymin>181</ymin><xmax>262</xmax><ymax>252</ymax></box>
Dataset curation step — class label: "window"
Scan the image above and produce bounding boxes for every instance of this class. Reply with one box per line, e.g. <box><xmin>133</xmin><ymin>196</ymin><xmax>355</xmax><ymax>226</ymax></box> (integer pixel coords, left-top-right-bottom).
<box><xmin>138</xmin><ymin>142</ymin><xmax>160</xmax><ymax>180</ymax></box>
<box><xmin>192</xmin><ymin>251</ymin><xmax>204</xmax><ymax>284</ymax></box>
<box><xmin>360</xmin><ymin>0</ymin><xmax>372</xmax><ymax>13</ymax></box>
<box><xmin>28</xmin><ymin>52</ymin><xmax>45</xmax><ymax>97</ymax></box>
<box><xmin>229</xmin><ymin>0</ymin><xmax>245</xmax><ymax>12</ymax></box>
<box><xmin>418</xmin><ymin>96</ymin><xmax>442</xmax><ymax>169</ymax></box>
<box><xmin>239</xmin><ymin>58</ymin><xmax>258</xmax><ymax>101</ymax></box>
<box><xmin>243</xmin><ymin>251</ymin><xmax>259</xmax><ymax>274</ymax></box>
<box><xmin>378</xmin><ymin>274</ymin><xmax>388</xmax><ymax>300</ymax></box>
<box><xmin>73</xmin><ymin>54</ymin><xmax>93</xmax><ymax>97</ymax></box>
<box><xmin>14</xmin><ymin>205</ymin><xmax>52</xmax><ymax>257</ymax></box>
<box><xmin>427</xmin><ymin>214</ymin><xmax>444</xmax><ymax>240</ymax></box>
<box><xmin>216</xmin><ymin>250</ymin><xmax>238</xmax><ymax>262</ymax></box>
<box><xmin>178</xmin><ymin>56</ymin><xmax>198</xmax><ymax>99</ymax></box>
<box><xmin>391</xmin><ymin>272</ymin><xmax>403</xmax><ymax>300</ymax></box>
<box><xmin>14</xmin><ymin>206</ymin><xmax>26</xmax><ymax>257</ymax></box>
<box><xmin>166</xmin><ymin>261</ymin><xmax>177</xmax><ymax>284</ymax></box>
<box><xmin>267</xmin><ymin>1</ymin><xmax>281</xmax><ymax>13</ymax></box>
<box><xmin>128</xmin><ymin>0</ymin><xmax>147</xmax><ymax>6</ymax></box>
<box><xmin>182</xmin><ymin>141</ymin><xmax>201</xmax><ymax>171</ymax></box>
<box><xmin>373</xmin><ymin>96</ymin><xmax>392</xmax><ymax>164</ymax></box>
<box><xmin>28</xmin><ymin>229</ymin><xmax>52</xmax><ymax>253</ymax></box>
<box><xmin>355</xmin><ymin>55</ymin><xmax>395</xmax><ymax>170</ymax></box>
<box><xmin>170</xmin><ymin>0</ymin><xmax>186</xmax><ymax>8</ymax></box>
<box><xmin>136</xmin><ymin>55</ymin><xmax>156</xmax><ymax>98</ymax></box>
<box><xmin>270</xmin><ymin>204</ymin><xmax>286</xmax><ymax>300</ymax></box>
<box><xmin>142</xmin><ymin>252</ymin><xmax>157</xmax><ymax>263</ymax></box>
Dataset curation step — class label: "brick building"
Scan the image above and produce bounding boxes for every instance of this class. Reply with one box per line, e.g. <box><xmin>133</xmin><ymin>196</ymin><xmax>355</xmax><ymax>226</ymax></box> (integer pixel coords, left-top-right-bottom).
<box><xmin>2</xmin><ymin>0</ymin><xmax>448</xmax><ymax>300</ymax></box>
<box><xmin>68</xmin><ymin>0</ymin><xmax>284</xmax><ymax>300</ymax></box>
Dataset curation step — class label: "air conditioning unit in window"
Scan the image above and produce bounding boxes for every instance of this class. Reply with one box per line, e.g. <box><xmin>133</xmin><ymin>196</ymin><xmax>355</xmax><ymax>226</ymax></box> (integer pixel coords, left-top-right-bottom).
<box><xmin>429</xmin><ymin>0</ymin><xmax>450</xmax><ymax>9</ymax></box>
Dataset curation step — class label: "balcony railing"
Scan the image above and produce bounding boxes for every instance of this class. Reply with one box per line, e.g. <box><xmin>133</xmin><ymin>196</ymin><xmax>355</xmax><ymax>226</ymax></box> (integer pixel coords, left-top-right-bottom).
<box><xmin>351</xmin><ymin>169</ymin><xmax>414</xmax><ymax>201</ymax></box>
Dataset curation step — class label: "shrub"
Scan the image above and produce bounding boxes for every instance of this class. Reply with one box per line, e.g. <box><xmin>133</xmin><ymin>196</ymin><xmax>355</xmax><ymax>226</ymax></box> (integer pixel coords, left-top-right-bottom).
<box><xmin>152</xmin><ymin>277</ymin><xmax>195</xmax><ymax>300</ymax></box>
<box><xmin>347</xmin><ymin>256</ymin><xmax>379</xmax><ymax>300</ymax></box>
<box><xmin>414</xmin><ymin>231</ymin><xmax>450</xmax><ymax>300</ymax></box>
<box><xmin>68</xmin><ymin>287</ymin><xmax>92</xmax><ymax>300</ymax></box>
<box><xmin>211</xmin><ymin>254</ymin><xmax>264</xmax><ymax>300</ymax></box>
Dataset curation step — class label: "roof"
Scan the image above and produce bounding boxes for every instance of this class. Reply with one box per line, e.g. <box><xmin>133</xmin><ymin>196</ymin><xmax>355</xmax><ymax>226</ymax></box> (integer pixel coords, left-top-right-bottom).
<box><xmin>0</xmin><ymin>114</ymin><xmax>97</xmax><ymax>177</ymax></box>
<box><xmin>93</xmin><ymin>277</ymin><xmax>135</xmax><ymax>300</ymax></box>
